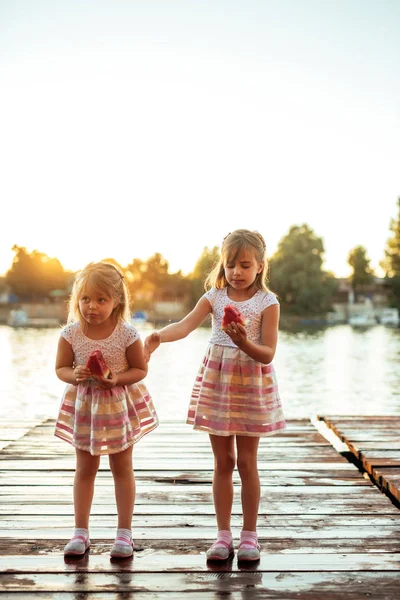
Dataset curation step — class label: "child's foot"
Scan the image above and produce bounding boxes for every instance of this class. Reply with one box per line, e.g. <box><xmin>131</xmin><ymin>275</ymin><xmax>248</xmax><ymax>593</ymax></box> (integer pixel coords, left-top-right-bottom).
<box><xmin>64</xmin><ymin>528</ymin><xmax>90</xmax><ymax>556</ymax></box>
<box><xmin>110</xmin><ymin>528</ymin><xmax>134</xmax><ymax>559</ymax></box>
<box><xmin>206</xmin><ymin>530</ymin><xmax>234</xmax><ymax>561</ymax></box>
<box><xmin>237</xmin><ymin>530</ymin><xmax>260</xmax><ymax>562</ymax></box>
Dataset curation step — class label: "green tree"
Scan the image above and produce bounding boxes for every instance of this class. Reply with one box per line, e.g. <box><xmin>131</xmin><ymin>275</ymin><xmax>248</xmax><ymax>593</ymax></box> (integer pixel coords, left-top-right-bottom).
<box><xmin>125</xmin><ymin>253</ymin><xmax>191</xmax><ymax>311</ymax></box>
<box><xmin>347</xmin><ymin>245</ymin><xmax>374</xmax><ymax>298</ymax></box>
<box><xmin>381</xmin><ymin>197</ymin><xmax>400</xmax><ymax>310</ymax></box>
<box><xmin>189</xmin><ymin>246</ymin><xmax>220</xmax><ymax>307</ymax></box>
<box><xmin>125</xmin><ymin>258</ymin><xmax>150</xmax><ymax>310</ymax></box>
<box><xmin>268</xmin><ymin>224</ymin><xmax>337</xmax><ymax>315</ymax></box>
<box><xmin>6</xmin><ymin>245</ymin><xmax>68</xmax><ymax>300</ymax></box>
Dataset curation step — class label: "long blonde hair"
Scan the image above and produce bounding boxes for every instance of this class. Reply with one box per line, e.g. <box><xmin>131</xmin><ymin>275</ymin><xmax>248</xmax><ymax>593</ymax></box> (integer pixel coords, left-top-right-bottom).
<box><xmin>205</xmin><ymin>229</ymin><xmax>269</xmax><ymax>292</ymax></box>
<box><xmin>67</xmin><ymin>262</ymin><xmax>131</xmax><ymax>328</ymax></box>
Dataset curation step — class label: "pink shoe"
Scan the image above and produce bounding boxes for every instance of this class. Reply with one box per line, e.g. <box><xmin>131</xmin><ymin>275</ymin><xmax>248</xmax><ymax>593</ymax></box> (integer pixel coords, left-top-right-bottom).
<box><xmin>237</xmin><ymin>538</ymin><xmax>260</xmax><ymax>561</ymax></box>
<box><xmin>206</xmin><ymin>539</ymin><xmax>234</xmax><ymax>561</ymax></box>
<box><xmin>64</xmin><ymin>534</ymin><xmax>90</xmax><ymax>557</ymax></box>
<box><xmin>110</xmin><ymin>538</ymin><xmax>134</xmax><ymax>558</ymax></box>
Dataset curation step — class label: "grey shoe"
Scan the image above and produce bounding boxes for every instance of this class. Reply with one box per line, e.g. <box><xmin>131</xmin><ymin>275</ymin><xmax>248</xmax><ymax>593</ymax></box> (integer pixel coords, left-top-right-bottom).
<box><xmin>64</xmin><ymin>536</ymin><xmax>90</xmax><ymax>556</ymax></box>
<box><xmin>110</xmin><ymin>541</ymin><xmax>134</xmax><ymax>558</ymax></box>
<box><xmin>237</xmin><ymin>541</ymin><xmax>260</xmax><ymax>561</ymax></box>
<box><xmin>206</xmin><ymin>540</ymin><xmax>234</xmax><ymax>561</ymax></box>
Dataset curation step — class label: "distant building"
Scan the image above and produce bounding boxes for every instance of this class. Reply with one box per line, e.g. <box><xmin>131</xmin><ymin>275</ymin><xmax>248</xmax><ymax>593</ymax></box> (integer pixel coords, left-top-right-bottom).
<box><xmin>328</xmin><ymin>277</ymin><xmax>392</xmax><ymax>324</ymax></box>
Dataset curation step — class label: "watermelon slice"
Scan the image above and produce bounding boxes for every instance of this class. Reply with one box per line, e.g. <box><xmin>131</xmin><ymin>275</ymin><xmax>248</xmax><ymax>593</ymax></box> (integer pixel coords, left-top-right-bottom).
<box><xmin>86</xmin><ymin>350</ymin><xmax>111</xmax><ymax>379</ymax></box>
<box><xmin>221</xmin><ymin>304</ymin><xmax>247</xmax><ymax>330</ymax></box>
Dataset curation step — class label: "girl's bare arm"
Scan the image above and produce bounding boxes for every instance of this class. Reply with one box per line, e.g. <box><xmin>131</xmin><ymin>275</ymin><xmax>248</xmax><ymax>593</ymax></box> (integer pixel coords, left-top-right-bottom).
<box><xmin>144</xmin><ymin>297</ymin><xmax>211</xmax><ymax>359</ymax></box>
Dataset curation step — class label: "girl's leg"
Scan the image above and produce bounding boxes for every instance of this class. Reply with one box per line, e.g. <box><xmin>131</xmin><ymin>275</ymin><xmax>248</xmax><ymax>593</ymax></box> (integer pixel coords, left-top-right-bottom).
<box><xmin>206</xmin><ymin>434</ymin><xmax>236</xmax><ymax>560</ymax></box>
<box><xmin>236</xmin><ymin>436</ymin><xmax>260</xmax><ymax>531</ymax></box>
<box><xmin>108</xmin><ymin>446</ymin><xmax>135</xmax><ymax>530</ymax></box>
<box><xmin>108</xmin><ymin>446</ymin><xmax>135</xmax><ymax>558</ymax></box>
<box><xmin>64</xmin><ymin>449</ymin><xmax>99</xmax><ymax>556</ymax></box>
<box><xmin>74</xmin><ymin>448</ymin><xmax>100</xmax><ymax>529</ymax></box>
<box><xmin>209</xmin><ymin>434</ymin><xmax>236</xmax><ymax>531</ymax></box>
<box><xmin>236</xmin><ymin>436</ymin><xmax>261</xmax><ymax>561</ymax></box>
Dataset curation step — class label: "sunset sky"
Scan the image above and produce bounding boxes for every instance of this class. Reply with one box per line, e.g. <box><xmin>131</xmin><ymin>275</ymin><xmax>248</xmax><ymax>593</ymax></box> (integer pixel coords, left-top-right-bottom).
<box><xmin>0</xmin><ymin>0</ymin><xmax>399</xmax><ymax>278</ymax></box>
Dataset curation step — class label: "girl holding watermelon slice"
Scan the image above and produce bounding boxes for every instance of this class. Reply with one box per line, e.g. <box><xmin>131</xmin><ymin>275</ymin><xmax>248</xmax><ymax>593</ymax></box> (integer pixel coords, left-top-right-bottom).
<box><xmin>55</xmin><ymin>262</ymin><xmax>158</xmax><ymax>559</ymax></box>
<box><xmin>144</xmin><ymin>229</ymin><xmax>285</xmax><ymax>563</ymax></box>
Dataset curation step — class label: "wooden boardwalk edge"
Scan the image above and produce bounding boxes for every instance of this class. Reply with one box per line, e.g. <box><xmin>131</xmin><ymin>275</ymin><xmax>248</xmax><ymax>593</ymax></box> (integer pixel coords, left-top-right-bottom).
<box><xmin>318</xmin><ymin>415</ymin><xmax>400</xmax><ymax>505</ymax></box>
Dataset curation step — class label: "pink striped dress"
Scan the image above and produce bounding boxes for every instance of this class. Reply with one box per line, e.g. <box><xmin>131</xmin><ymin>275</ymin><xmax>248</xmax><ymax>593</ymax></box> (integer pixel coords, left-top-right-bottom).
<box><xmin>187</xmin><ymin>287</ymin><xmax>286</xmax><ymax>437</ymax></box>
<box><xmin>54</xmin><ymin>321</ymin><xmax>158</xmax><ymax>455</ymax></box>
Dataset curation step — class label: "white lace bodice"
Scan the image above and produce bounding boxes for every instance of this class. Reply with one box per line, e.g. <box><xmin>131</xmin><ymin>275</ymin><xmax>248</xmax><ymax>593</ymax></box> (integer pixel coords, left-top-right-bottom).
<box><xmin>204</xmin><ymin>287</ymin><xmax>279</xmax><ymax>346</ymax></box>
<box><xmin>61</xmin><ymin>321</ymin><xmax>140</xmax><ymax>374</ymax></box>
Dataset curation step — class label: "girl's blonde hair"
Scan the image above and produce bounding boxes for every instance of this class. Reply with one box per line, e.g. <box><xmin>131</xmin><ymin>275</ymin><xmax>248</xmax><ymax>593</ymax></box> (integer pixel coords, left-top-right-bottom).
<box><xmin>205</xmin><ymin>229</ymin><xmax>269</xmax><ymax>292</ymax></box>
<box><xmin>67</xmin><ymin>262</ymin><xmax>131</xmax><ymax>328</ymax></box>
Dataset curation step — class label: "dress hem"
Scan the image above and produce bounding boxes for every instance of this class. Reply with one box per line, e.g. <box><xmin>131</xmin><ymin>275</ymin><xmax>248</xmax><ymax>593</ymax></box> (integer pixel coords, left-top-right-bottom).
<box><xmin>186</xmin><ymin>421</ymin><xmax>287</xmax><ymax>437</ymax></box>
<box><xmin>54</xmin><ymin>421</ymin><xmax>159</xmax><ymax>456</ymax></box>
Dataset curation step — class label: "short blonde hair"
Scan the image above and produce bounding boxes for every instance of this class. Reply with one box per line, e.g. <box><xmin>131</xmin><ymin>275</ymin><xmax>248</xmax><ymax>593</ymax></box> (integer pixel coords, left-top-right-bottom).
<box><xmin>205</xmin><ymin>229</ymin><xmax>269</xmax><ymax>292</ymax></box>
<box><xmin>67</xmin><ymin>262</ymin><xmax>131</xmax><ymax>328</ymax></box>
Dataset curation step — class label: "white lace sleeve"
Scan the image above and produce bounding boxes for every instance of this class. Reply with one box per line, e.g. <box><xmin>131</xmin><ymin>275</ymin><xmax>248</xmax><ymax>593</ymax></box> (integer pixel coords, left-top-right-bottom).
<box><xmin>261</xmin><ymin>292</ymin><xmax>280</xmax><ymax>311</ymax></box>
<box><xmin>122</xmin><ymin>322</ymin><xmax>140</xmax><ymax>347</ymax></box>
<box><xmin>60</xmin><ymin>323</ymin><xmax>76</xmax><ymax>344</ymax></box>
<box><xmin>204</xmin><ymin>288</ymin><xmax>217</xmax><ymax>310</ymax></box>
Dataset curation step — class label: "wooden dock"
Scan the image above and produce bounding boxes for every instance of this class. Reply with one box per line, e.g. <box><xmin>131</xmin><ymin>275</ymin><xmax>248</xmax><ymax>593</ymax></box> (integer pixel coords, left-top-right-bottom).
<box><xmin>1</xmin><ymin>417</ymin><xmax>400</xmax><ymax>598</ymax></box>
<box><xmin>319</xmin><ymin>415</ymin><xmax>400</xmax><ymax>504</ymax></box>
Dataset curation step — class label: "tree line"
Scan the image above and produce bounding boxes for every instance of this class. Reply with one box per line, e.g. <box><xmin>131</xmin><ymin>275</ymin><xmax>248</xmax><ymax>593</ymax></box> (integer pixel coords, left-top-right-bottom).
<box><xmin>4</xmin><ymin>198</ymin><xmax>400</xmax><ymax>315</ymax></box>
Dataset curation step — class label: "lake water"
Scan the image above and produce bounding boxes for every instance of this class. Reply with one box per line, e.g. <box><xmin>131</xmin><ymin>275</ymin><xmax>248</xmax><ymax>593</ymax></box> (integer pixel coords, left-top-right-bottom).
<box><xmin>0</xmin><ymin>323</ymin><xmax>399</xmax><ymax>425</ymax></box>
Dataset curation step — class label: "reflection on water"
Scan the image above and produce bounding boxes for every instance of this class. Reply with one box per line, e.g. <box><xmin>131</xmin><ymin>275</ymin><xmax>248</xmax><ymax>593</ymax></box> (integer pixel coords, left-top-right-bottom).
<box><xmin>0</xmin><ymin>324</ymin><xmax>399</xmax><ymax>423</ymax></box>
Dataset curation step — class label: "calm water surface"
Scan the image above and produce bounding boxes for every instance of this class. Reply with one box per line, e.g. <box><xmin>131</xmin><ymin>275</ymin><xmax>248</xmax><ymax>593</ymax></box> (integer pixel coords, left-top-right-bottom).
<box><xmin>0</xmin><ymin>324</ymin><xmax>399</xmax><ymax>424</ymax></box>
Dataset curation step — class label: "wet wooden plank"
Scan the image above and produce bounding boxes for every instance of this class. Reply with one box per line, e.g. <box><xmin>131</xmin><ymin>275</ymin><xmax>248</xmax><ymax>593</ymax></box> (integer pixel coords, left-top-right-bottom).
<box><xmin>0</xmin><ymin>459</ymin><xmax>354</xmax><ymax>470</ymax></box>
<box><xmin>2</xmin><ymin>552</ymin><xmax>400</xmax><ymax>572</ymax></box>
<box><xmin>373</xmin><ymin>468</ymin><xmax>400</xmax><ymax>502</ymax></box>
<box><xmin>0</xmin><ymin>496</ymin><xmax>397</xmax><ymax>516</ymax></box>
<box><xmin>0</xmin><ymin>469</ymin><xmax>372</xmax><ymax>486</ymax></box>
<box><xmin>319</xmin><ymin>415</ymin><xmax>400</xmax><ymax>505</ymax></box>
<box><xmin>1</xmin><ymin>570</ymin><xmax>400</xmax><ymax>598</ymax></box>
<box><xmin>2</xmin><ymin>537</ymin><xmax>399</xmax><ymax>556</ymax></box>
<box><xmin>3</xmin><ymin>523</ymin><xmax>400</xmax><ymax>540</ymax></box>
<box><xmin>0</xmin><ymin>576</ymin><xmax>399</xmax><ymax>600</ymax></box>
<box><xmin>0</xmin><ymin>483</ymin><xmax>380</xmax><ymax>497</ymax></box>
<box><xmin>2</xmin><ymin>513</ymin><xmax>400</xmax><ymax>530</ymax></box>
<box><xmin>0</xmin><ymin>449</ymin><xmax>346</xmax><ymax>463</ymax></box>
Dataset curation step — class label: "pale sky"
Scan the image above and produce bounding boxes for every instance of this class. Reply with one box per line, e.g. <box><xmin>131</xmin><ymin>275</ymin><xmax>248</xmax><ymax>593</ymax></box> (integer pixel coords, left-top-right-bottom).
<box><xmin>1</xmin><ymin>0</ymin><xmax>399</xmax><ymax>278</ymax></box>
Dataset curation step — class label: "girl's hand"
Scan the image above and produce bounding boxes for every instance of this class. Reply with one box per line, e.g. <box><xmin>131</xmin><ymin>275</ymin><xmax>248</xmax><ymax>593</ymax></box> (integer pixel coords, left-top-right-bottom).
<box><xmin>95</xmin><ymin>371</ymin><xmax>118</xmax><ymax>389</ymax></box>
<box><xmin>144</xmin><ymin>332</ymin><xmax>161</xmax><ymax>362</ymax></box>
<box><xmin>224</xmin><ymin>322</ymin><xmax>247</xmax><ymax>348</ymax></box>
<box><xmin>74</xmin><ymin>365</ymin><xmax>91</xmax><ymax>383</ymax></box>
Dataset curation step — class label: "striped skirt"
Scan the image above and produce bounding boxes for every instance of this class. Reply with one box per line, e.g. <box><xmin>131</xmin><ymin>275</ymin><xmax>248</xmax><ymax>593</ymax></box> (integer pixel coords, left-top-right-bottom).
<box><xmin>54</xmin><ymin>380</ymin><xmax>158</xmax><ymax>455</ymax></box>
<box><xmin>187</xmin><ymin>343</ymin><xmax>286</xmax><ymax>437</ymax></box>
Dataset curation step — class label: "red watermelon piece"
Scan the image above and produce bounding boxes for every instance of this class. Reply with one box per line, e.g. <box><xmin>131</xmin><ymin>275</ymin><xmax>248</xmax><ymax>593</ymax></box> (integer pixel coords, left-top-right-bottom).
<box><xmin>221</xmin><ymin>304</ymin><xmax>247</xmax><ymax>330</ymax></box>
<box><xmin>86</xmin><ymin>350</ymin><xmax>111</xmax><ymax>379</ymax></box>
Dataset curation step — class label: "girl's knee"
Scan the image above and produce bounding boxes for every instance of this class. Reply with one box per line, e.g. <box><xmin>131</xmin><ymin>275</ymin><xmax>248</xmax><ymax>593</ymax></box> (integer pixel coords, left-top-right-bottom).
<box><xmin>237</xmin><ymin>455</ymin><xmax>258</xmax><ymax>479</ymax></box>
<box><xmin>215</xmin><ymin>452</ymin><xmax>236</xmax><ymax>475</ymax></box>
<box><xmin>75</xmin><ymin>458</ymin><xmax>100</xmax><ymax>479</ymax></box>
<box><xmin>109</xmin><ymin>451</ymin><xmax>134</xmax><ymax>478</ymax></box>
<box><xmin>75</xmin><ymin>450</ymin><xmax>100</xmax><ymax>479</ymax></box>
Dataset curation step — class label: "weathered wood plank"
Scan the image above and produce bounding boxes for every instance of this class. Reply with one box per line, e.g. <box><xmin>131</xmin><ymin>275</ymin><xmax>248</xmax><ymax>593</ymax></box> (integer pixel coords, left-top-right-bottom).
<box><xmin>319</xmin><ymin>415</ymin><xmax>400</xmax><ymax>507</ymax></box>
<box><xmin>3</xmin><ymin>524</ymin><xmax>400</xmax><ymax>539</ymax></box>
<box><xmin>0</xmin><ymin>459</ymin><xmax>353</xmax><ymax>471</ymax></box>
<box><xmin>0</xmin><ymin>496</ymin><xmax>397</xmax><ymax>516</ymax></box>
<box><xmin>0</xmin><ymin>576</ymin><xmax>398</xmax><ymax>600</ymax></box>
<box><xmin>2</xmin><ymin>514</ymin><xmax>400</xmax><ymax>529</ymax></box>
<box><xmin>0</xmin><ymin>484</ymin><xmax>380</xmax><ymax>497</ymax></box>
<box><xmin>2</xmin><ymin>552</ymin><xmax>400</xmax><ymax>572</ymax></box>
<box><xmin>0</xmin><ymin>469</ymin><xmax>372</xmax><ymax>486</ymax></box>
<box><xmin>2</xmin><ymin>537</ymin><xmax>399</xmax><ymax>556</ymax></box>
